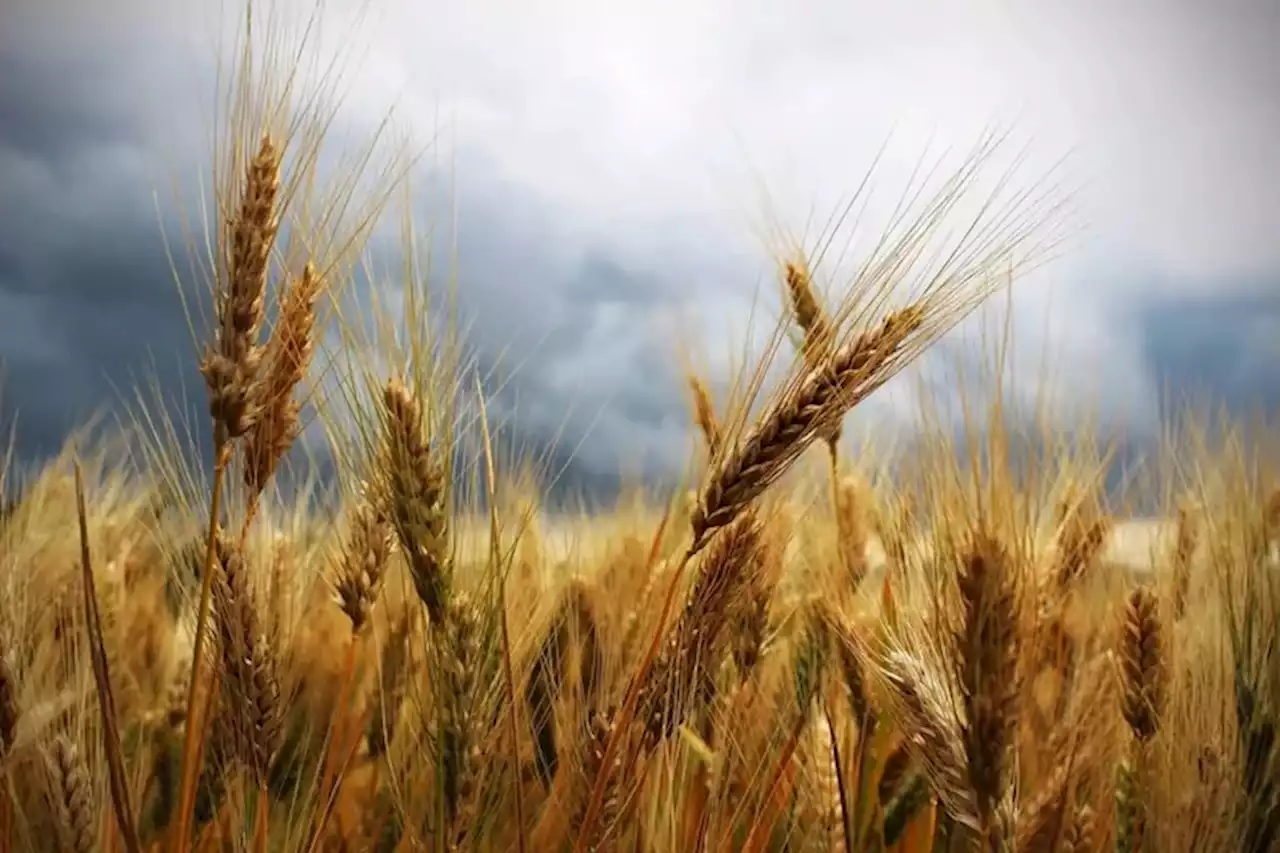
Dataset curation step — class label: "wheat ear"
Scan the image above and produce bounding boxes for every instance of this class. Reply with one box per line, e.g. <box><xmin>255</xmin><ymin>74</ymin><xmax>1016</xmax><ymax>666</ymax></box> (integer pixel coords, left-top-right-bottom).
<box><xmin>200</xmin><ymin>133</ymin><xmax>280</xmax><ymax>449</ymax></box>
<box><xmin>636</xmin><ymin>513</ymin><xmax>763</xmax><ymax>748</ymax></box>
<box><xmin>333</xmin><ymin>497</ymin><xmax>395</xmax><ymax>633</ymax></box>
<box><xmin>177</xmin><ymin>131</ymin><xmax>283</xmax><ymax>852</ymax></box>
<box><xmin>954</xmin><ymin>533</ymin><xmax>1020</xmax><ymax>842</ymax></box>
<box><xmin>784</xmin><ymin>258</ymin><xmax>841</xmax><ymax>453</ymax></box>
<box><xmin>380</xmin><ymin>377</ymin><xmax>451</xmax><ymax>626</ymax></box>
<box><xmin>1116</xmin><ymin>585</ymin><xmax>1164</xmax><ymax>853</ymax></box>
<box><xmin>210</xmin><ymin>533</ymin><xmax>283</xmax><ymax>790</ymax></box>
<box><xmin>43</xmin><ymin>736</ymin><xmax>95</xmax><ymax>853</ymax></box>
<box><xmin>1120</xmin><ymin>586</ymin><xmax>1164</xmax><ymax>744</ymax></box>
<box><xmin>687</xmin><ymin>372</ymin><xmax>723</xmax><ymax>457</ymax></box>
<box><xmin>243</xmin><ymin>261</ymin><xmax>324</xmax><ymax>498</ymax></box>
<box><xmin>691</xmin><ymin>305</ymin><xmax>925</xmax><ymax>554</ymax></box>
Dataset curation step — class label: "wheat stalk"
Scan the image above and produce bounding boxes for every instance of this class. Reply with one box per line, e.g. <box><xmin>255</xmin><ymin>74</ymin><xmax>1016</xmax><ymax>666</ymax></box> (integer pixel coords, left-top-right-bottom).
<box><xmin>365</xmin><ymin>606</ymin><xmax>415</xmax><ymax>761</ymax></box>
<box><xmin>176</xmin><ymin>127</ymin><xmax>285</xmax><ymax>852</ymax></box>
<box><xmin>636</xmin><ymin>513</ymin><xmax>763</xmax><ymax>748</ymax></box>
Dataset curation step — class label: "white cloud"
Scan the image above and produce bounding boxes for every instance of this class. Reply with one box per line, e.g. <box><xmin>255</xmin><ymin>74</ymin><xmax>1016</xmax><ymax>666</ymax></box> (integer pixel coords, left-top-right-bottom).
<box><xmin>313</xmin><ymin>0</ymin><xmax>1276</xmax><ymax>417</ymax></box>
<box><xmin>5</xmin><ymin>0</ymin><xmax>1276</xmax><ymax>477</ymax></box>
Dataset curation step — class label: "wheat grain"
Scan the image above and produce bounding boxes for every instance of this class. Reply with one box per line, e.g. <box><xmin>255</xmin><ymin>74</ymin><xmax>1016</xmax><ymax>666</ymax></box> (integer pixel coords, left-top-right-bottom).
<box><xmin>333</xmin><ymin>499</ymin><xmax>395</xmax><ymax>632</ymax></box>
<box><xmin>1059</xmin><ymin>803</ymin><xmax>1095</xmax><ymax>853</ymax></box>
<box><xmin>244</xmin><ymin>261</ymin><xmax>323</xmax><ymax>496</ymax></box>
<box><xmin>637</xmin><ymin>513</ymin><xmax>762</xmax><ymax>747</ymax></box>
<box><xmin>43</xmin><ymin>735</ymin><xmax>94</xmax><ymax>853</ymax></box>
<box><xmin>687</xmin><ymin>373</ymin><xmax>723</xmax><ymax>457</ymax></box>
<box><xmin>380</xmin><ymin>377</ymin><xmax>451</xmax><ymax>627</ymax></box>
<box><xmin>211</xmin><ymin>532</ymin><xmax>282</xmax><ymax>788</ymax></box>
<box><xmin>691</xmin><ymin>305</ymin><xmax>925</xmax><ymax>554</ymax></box>
<box><xmin>954</xmin><ymin>533</ymin><xmax>1020</xmax><ymax>833</ymax></box>
<box><xmin>1120</xmin><ymin>586</ymin><xmax>1164</xmax><ymax>744</ymax></box>
<box><xmin>201</xmin><ymin>134</ymin><xmax>281</xmax><ymax>448</ymax></box>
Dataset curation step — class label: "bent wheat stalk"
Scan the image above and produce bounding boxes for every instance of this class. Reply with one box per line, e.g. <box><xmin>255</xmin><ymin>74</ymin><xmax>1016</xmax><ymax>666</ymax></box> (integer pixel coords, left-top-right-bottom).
<box><xmin>475</xmin><ymin>375</ymin><xmax>528</xmax><ymax>853</ymax></box>
<box><xmin>74</xmin><ymin>464</ymin><xmax>141</xmax><ymax>853</ymax></box>
<box><xmin>690</xmin><ymin>306</ymin><xmax>924</xmax><ymax>554</ymax></box>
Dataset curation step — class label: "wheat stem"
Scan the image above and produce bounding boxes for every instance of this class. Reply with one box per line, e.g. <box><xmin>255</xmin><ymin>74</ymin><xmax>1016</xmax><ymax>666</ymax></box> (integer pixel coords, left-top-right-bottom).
<box><xmin>475</xmin><ymin>376</ymin><xmax>528</xmax><ymax>853</ymax></box>
<box><xmin>74</xmin><ymin>464</ymin><xmax>141</xmax><ymax>853</ymax></box>
<box><xmin>306</xmin><ymin>635</ymin><xmax>360</xmax><ymax>852</ymax></box>
<box><xmin>251</xmin><ymin>787</ymin><xmax>270</xmax><ymax>853</ymax></box>
<box><xmin>173</xmin><ymin>441</ymin><xmax>231</xmax><ymax>853</ymax></box>
<box><xmin>573</xmin><ymin>513</ymin><xmax>682</xmax><ymax>853</ymax></box>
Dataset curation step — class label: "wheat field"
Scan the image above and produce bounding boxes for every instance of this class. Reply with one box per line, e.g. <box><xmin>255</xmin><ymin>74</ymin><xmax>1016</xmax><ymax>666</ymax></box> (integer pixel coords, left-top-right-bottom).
<box><xmin>1</xmin><ymin>4</ymin><xmax>1278</xmax><ymax>853</ymax></box>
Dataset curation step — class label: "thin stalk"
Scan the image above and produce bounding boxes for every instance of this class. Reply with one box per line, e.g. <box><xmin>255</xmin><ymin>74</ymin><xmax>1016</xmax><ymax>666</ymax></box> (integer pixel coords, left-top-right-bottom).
<box><xmin>728</xmin><ymin>714</ymin><xmax>807</xmax><ymax>853</ymax></box>
<box><xmin>75</xmin><ymin>463</ymin><xmax>142</xmax><ymax>853</ymax></box>
<box><xmin>824</xmin><ymin>703</ymin><xmax>855</xmax><ymax>853</ymax></box>
<box><xmin>101</xmin><ymin>808</ymin><xmax>117</xmax><ymax>853</ymax></box>
<box><xmin>172</xmin><ymin>441</ymin><xmax>231</xmax><ymax>853</ymax></box>
<box><xmin>475</xmin><ymin>376</ymin><xmax>528</xmax><ymax>853</ymax></box>
<box><xmin>827</xmin><ymin>440</ymin><xmax>844</xmax><ymax>591</ymax></box>
<box><xmin>239</xmin><ymin>491</ymin><xmax>263</xmax><ymax>554</ymax></box>
<box><xmin>305</xmin><ymin>636</ymin><xmax>360</xmax><ymax>852</ymax></box>
<box><xmin>572</xmin><ymin>514</ymin><xmax>682</xmax><ymax>853</ymax></box>
<box><xmin>252</xmin><ymin>787</ymin><xmax>270</xmax><ymax>853</ymax></box>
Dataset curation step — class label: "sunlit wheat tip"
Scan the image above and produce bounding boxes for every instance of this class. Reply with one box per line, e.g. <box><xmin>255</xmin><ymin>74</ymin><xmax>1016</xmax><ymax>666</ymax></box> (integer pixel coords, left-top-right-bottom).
<box><xmin>201</xmin><ymin>133</ymin><xmax>283</xmax><ymax>446</ymax></box>
<box><xmin>687</xmin><ymin>372</ymin><xmax>723</xmax><ymax>456</ymax></box>
<box><xmin>244</xmin><ymin>261</ymin><xmax>323</xmax><ymax>495</ymax></box>
<box><xmin>381</xmin><ymin>377</ymin><xmax>451</xmax><ymax>626</ymax></box>
<box><xmin>691</xmin><ymin>305</ymin><xmax>925</xmax><ymax>552</ymax></box>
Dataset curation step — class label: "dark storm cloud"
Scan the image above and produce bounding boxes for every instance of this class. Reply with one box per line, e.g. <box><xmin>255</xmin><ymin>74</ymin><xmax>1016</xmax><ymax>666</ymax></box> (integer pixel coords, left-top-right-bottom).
<box><xmin>439</xmin><ymin>196</ymin><xmax>693</xmax><ymax>495</ymax></box>
<box><xmin>0</xmin><ymin>54</ymin><xmax>125</xmax><ymax>163</ymax></box>
<box><xmin>0</xmin><ymin>49</ymin><xmax>201</xmax><ymax>460</ymax></box>
<box><xmin>0</xmin><ymin>39</ymin><xmax>689</xmax><ymax>499</ymax></box>
<box><xmin>1135</xmin><ymin>284</ymin><xmax>1280</xmax><ymax>416</ymax></box>
<box><xmin>1</xmin><ymin>0</ymin><xmax>1278</xmax><ymax>506</ymax></box>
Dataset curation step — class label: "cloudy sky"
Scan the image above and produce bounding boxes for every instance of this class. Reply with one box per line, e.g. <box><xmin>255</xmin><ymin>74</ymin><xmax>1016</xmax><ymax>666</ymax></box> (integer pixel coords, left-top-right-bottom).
<box><xmin>2</xmin><ymin>0</ymin><xmax>1278</xmax><ymax>498</ymax></box>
